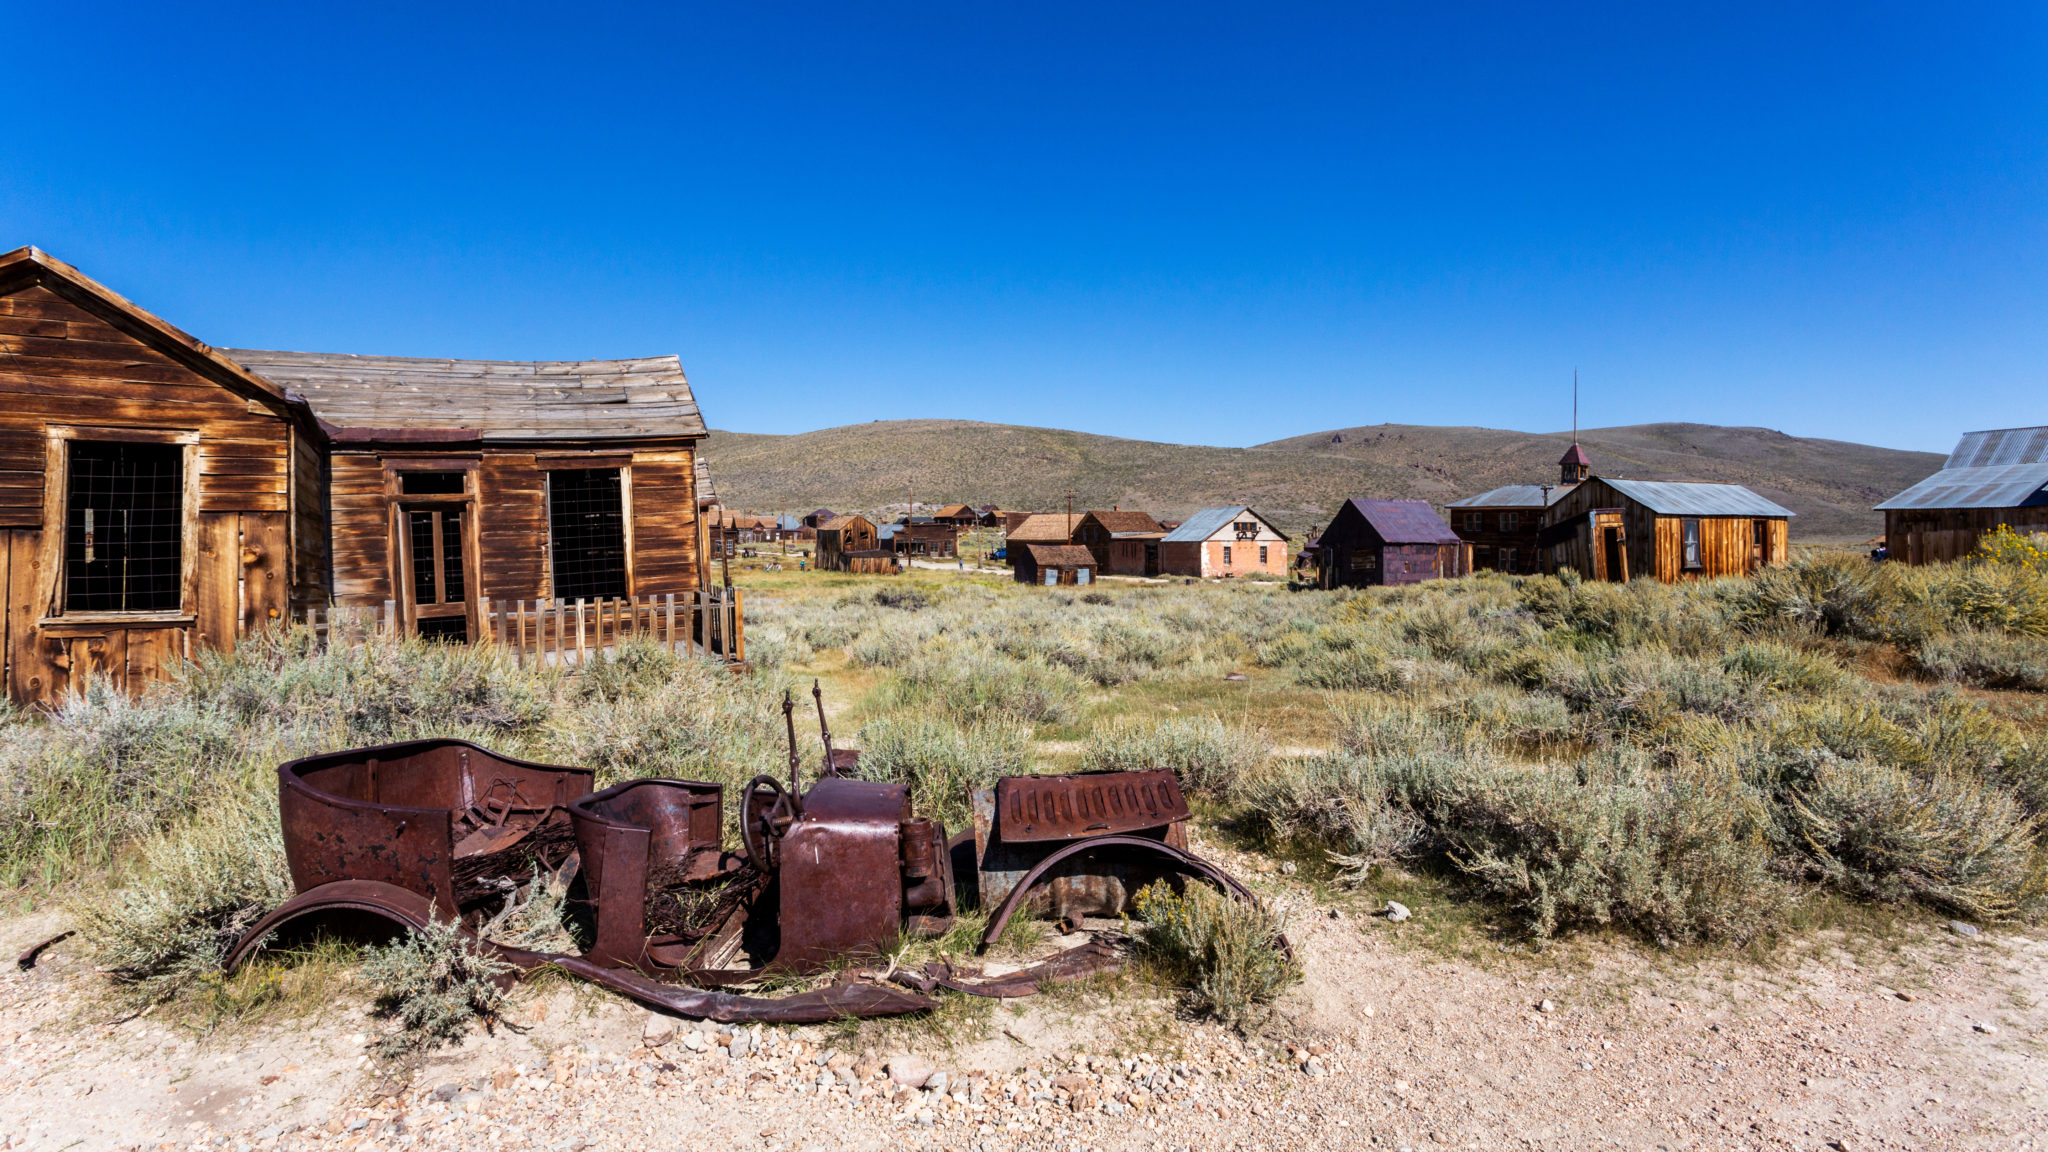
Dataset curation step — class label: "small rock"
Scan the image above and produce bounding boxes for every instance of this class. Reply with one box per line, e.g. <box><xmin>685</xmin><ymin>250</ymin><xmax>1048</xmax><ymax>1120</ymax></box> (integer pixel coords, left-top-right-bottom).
<box><xmin>925</xmin><ymin>1070</ymin><xmax>950</xmax><ymax>1096</ymax></box>
<box><xmin>642</xmin><ymin>1014</ymin><xmax>677</xmax><ymax>1048</ymax></box>
<box><xmin>1224</xmin><ymin>673</ymin><xmax>1248</xmax><ymax>682</ymax></box>
<box><xmin>1383</xmin><ymin>901</ymin><xmax>1411</xmax><ymax>922</ymax></box>
<box><xmin>1280</xmin><ymin>861</ymin><xmax>1298</xmax><ymax>875</ymax></box>
<box><xmin>431</xmin><ymin>1082</ymin><xmax>462</xmax><ymax>1102</ymax></box>
<box><xmin>1362</xmin><ymin>1004</ymin><xmax>1375</xmax><ymax>1017</ymax></box>
<box><xmin>887</xmin><ymin>1055</ymin><xmax>935</xmax><ymax>1088</ymax></box>
<box><xmin>1974</xmin><ymin>1023</ymin><xmax>1998</xmax><ymax>1034</ymax></box>
<box><xmin>1538</xmin><ymin>999</ymin><xmax>1557</xmax><ymax>1014</ymax></box>
<box><xmin>1303</xmin><ymin>1059</ymin><xmax>1326</xmax><ymax>1077</ymax></box>
<box><xmin>1070</xmin><ymin>1091</ymin><xmax>1099</xmax><ymax>1113</ymax></box>
<box><xmin>1892</xmin><ymin>990</ymin><xmax>1916</xmax><ymax>1002</ymax></box>
<box><xmin>1256</xmin><ymin>860</ymin><xmax>1278</xmax><ymax>874</ymax></box>
<box><xmin>1948</xmin><ymin>921</ymin><xmax>1981</xmax><ymax>938</ymax></box>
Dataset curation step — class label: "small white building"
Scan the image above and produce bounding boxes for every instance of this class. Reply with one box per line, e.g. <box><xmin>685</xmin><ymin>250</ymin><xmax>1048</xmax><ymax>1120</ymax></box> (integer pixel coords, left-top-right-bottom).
<box><xmin>1158</xmin><ymin>507</ymin><xmax>1290</xmax><ymax>578</ymax></box>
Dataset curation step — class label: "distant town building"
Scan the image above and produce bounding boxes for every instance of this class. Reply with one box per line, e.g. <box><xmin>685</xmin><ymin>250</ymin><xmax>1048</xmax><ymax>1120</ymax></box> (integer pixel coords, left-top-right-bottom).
<box><xmin>1159</xmin><ymin>507</ymin><xmax>1290</xmax><ymax>578</ymax></box>
<box><xmin>1014</xmin><ymin>544</ymin><xmax>1098</xmax><ymax>587</ymax></box>
<box><xmin>816</xmin><ymin>514</ymin><xmax>887</xmax><ymax>572</ymax></box>
<box><xmin>1002</xmin><ymin>512</ymin><xmax>1081</xmax><ymax>565</ymax></box>
<box><xmin>1074</xmin><ymin>509</ymin><xmax>1167</xmax><ymax>576</ymax></box>
<box><xmin>1315</xmin><ymin>499</ymin><xmax>1469</xmax><ymax>588</ymax></box>
<box><xmin>1876</xmin><ymin>426</ymin><xmax>2048</xmax><ymax>565</ymax></box>
<box><xmin>931</xmin><ymin>504</ymin><xmax>980</xmax><ymax>527</ymax></box>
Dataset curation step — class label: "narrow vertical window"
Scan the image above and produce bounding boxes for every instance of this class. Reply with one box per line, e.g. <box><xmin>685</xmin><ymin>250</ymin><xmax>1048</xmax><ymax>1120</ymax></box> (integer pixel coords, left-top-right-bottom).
<box><xmin>1259</xmin><ymin>545</ymin><xmax>1268</xmax><ymax>565</ymax></box>
<box><xmin>1682</xmin><ymin>518</ymin><xmax>1702</xmax><ymax>570</ymax></box>
<box><xmin>1223</xmin><ymin>545</ymin><xmax>1233</xmax><ymax>566</ymax></box>
<box><xmin>548</xmin><ymin>469</ymin><xmax>628</xmax><ymax>600</ymax></box>
<box><xmin>65</xmin><ymin>441</ymin><xmax>182</xmax><ymax>612</ymax></box>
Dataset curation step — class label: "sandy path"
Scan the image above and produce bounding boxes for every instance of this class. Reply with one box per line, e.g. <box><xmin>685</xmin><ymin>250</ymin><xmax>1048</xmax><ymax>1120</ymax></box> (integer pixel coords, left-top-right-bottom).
<box><xmin>2</xmin><ymin>887</ymin><xmax>2043</xmax><ymax>1152</ymax></box>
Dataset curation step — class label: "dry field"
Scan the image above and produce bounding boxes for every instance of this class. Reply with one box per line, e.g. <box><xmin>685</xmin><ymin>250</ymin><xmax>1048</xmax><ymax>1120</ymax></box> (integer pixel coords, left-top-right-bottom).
<box><xmin>4</xmin><ymin>550</ymin><xmax>2048</xmax><ymax>1151</ymax></box>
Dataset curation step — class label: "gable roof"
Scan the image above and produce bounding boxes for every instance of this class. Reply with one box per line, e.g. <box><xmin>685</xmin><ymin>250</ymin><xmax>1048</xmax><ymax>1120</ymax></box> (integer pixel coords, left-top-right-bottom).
<box><xmin>1082</xmin><ymin>509</ymin><xmax>1165</xmax><ymax>536</ymax></box>
<box><xmin>224</xmin><ymin>348</ymin><xmax>707</xmax><ymax>442</ymax></box>
<box><xmin>1342</xmin><ymin>499</ymin><xmax>1463</xmax><ymax>544</ymax></box>
<box><xmin>1163</xmin><ymin>507</ymin><xmax>1292</xmax><ymax>543</ymax></box>
<box><xmin>819</xmin><ymin>514</ymin><xmax>872</xmax><ymax>532</ymax></box>
<box><xmin>1599</xmin><ymin>478</ymin><xmax>1794</xmax><ymax>517</ymax></box>
<box><xmin>1006</xmin><ymin>513</ymin><xmax>1079</xmax><ymax>542</ymax></box>
<box><xmin>933</xmin><ymin>504</ymin><xmax>976</xmax><ymax>518</ymax></box>
<box><xmin>1025</xmin><ymin>544</ymin><xmax>1098</xmax><ymax>567</ymax></box>
<box><xmin>1445</xmin><ymin>484</ymin><xmax>1575</xmax><ymax>510</ymax></box>
<box><xmin>0</xmin><ymin>246</ymin><xmax>300</xmax><ymax>416</ymax></box>
<box><xmin>1875</xmin><ymin>427</ymin><xmax>2048</xmax><ymax>511</ymax></box>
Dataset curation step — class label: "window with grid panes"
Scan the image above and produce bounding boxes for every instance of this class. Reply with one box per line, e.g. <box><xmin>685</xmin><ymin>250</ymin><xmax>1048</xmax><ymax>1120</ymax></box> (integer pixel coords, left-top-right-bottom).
<box><xmin>65</xmin><ymin>442</ymin><xmax>183</xmax><ymax>613</ymax></box>
<box><xmin>548</xmin><ymin>469</ymin><xmax>628</xmax><ymax>600</ymax></box>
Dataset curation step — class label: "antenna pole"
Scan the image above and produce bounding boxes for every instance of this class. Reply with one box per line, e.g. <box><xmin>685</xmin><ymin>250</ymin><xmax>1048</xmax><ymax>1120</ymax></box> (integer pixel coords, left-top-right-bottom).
<box><xmin>1573</xmin><ymin>369</ymin><xmax>1579</xmax><ymax>442</ymax></box>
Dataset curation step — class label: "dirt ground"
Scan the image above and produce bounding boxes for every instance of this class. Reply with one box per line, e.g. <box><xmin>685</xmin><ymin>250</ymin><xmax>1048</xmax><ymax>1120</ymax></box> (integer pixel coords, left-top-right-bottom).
<box><xmin>2</xmin><ymin>853</ymin><xmax>2043</xmax><ymax>1152</ymax></box>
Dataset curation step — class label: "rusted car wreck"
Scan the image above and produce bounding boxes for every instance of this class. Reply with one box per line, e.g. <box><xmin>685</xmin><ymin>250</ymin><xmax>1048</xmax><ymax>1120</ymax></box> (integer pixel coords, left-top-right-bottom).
<box><xmin>225</xmin><ymin>688</ymin><xmax>1271</xmax><ymax>1023</ymax></box>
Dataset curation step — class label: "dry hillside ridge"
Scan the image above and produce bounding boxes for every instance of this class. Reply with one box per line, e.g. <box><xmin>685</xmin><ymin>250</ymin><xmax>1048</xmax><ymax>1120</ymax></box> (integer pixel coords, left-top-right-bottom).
<box><xmin>702</xmin><ymin>419</ymin><xmax>1939</xmax><ymax>541</ymax></box>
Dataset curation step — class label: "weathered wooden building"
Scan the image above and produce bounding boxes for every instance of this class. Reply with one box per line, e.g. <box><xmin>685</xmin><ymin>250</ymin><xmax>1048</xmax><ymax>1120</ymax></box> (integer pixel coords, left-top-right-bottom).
<box><xmin>886</xmin><ymin>517</ymin><xmax>958</xmax><ymax>558</ymax></box>
<box><xmin>1074</xmin><ymin>509</ymin><xmax>1166</xmax><ymax>576</ymax></box>
<box><xmin>816</xmin><ymin>514</ymin><xmax>895</xmax><ymax>572</ymax></box>
<box><xmin>932</xmin><ymin>504</ymin><xmax>979</xmax><ymax>528</ymax></box>
<box><xmin>0</xmin><ymin>248</ymin><xmax>329</xmax><ymax>701</ymax></box>
<box><xmin>1443</xmin><ymin>445</ymin><xmax>1586</xmax><ymax>574</ymax></box>
<box><xmin>1158</xmin><ymin>507</ymin><xmax>1290</xmax><ymax>578</ymax></box>
<box><xmin>1538</xmin><ymin>477</ymin><xmax>1791</xmax><ymax>582</ymax></box>
<box><xmin>1316</xmin><ymin>499</ymin><xmax>1469</xmax><ymax>588</ymax></box>
<box><xmin>1014</xmin><ymin>544</ymin><xmax>1097</xmax><ymax>586</ymax></box>
<box><xmin>226</xmin><ymin>350</ymin><xmax>707</xmax><ymax>643</ymax></box>
<box><xmin>1002</xmin><ymin>513</ymin><xmax>1077</xmax><ymax>565</ymax></box>
<box><xmin>1876</xmin><ymin>427</ymin><xmax>2048</xmax><ymax>565</ymax></box>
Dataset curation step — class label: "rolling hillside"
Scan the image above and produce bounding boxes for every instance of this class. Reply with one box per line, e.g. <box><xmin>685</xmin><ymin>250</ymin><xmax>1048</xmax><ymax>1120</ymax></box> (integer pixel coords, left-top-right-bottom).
<box><xmin>701</xmin><ymin>420</ymin><xmax>1943</xmax><ymax>541</ymax></box>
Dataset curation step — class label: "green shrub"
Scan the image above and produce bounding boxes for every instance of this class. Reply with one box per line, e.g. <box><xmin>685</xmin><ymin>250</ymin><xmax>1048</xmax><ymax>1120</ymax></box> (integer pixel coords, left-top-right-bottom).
<box><xmin>852</xmin><ymin>715</ymin><xmax>1031</xmax><ymax>827</ymax></box>
<box><xmin>1396</xmin><ymin>754</ymin><xmax>1785</xmax><ymax>945</ymax></box>
<box><xmin>67</xmin><ymin>792</ymin><xmax>293</xmax><ymax>1005</ymax></box>
<box><xmin>1790</xmin><ymin>760</ymin><xmax>2043</xmax><ymax>919</ymax></box>
<box><xmin>1081</xmin><ymin>715</ymin><xmax>1267</xmax><ymax>793</ymax></box>
<box><xmin>1233</xmin><ymin>752</ymin><xmax>1424</xmax><ymax>884</ymax></box>
<box><xmin>361</xmin><ymin>918</ymin><xmax>515</xmax><ymax>1057</ymax></box>
<box><xmin>875</xmin><ymin>648</ymin><xmax>1084</xmax><ymax>726</ymax></box>
<box><xmin>1134</xmin><ymin>881</ymin><xmax>1299</xmax><ymax>1029</ymax></box>
<box><xmin>1723</xmin><ymin>641</ymin><xmax>1846</xmax><ymax>694</ymax></box>
<box><xmin>1916</xmin><ymin>629</ymin><xmax>2048</xmax><ymax>691</ymax></box>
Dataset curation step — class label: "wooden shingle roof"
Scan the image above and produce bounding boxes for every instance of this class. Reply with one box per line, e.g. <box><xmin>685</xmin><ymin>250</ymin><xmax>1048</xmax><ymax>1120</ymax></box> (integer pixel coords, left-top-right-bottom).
<box><xmin>1025</xmin><ymin>544</ymin><xmax>1098</xmax><ymax>567</ymax></box>
<box><xmin>1006</xmin><ymin>513</ymin><xmax>1079</xmax><ymax>543</ymax></box>
<box><xmin>225</xmin><ymin>349</ymin><xmax>707</xmax><ymax>442</ymax></box>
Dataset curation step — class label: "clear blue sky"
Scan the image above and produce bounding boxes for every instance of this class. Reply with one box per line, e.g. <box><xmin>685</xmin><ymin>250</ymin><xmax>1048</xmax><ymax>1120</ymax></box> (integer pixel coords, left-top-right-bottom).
<box><xmin>5</xmin><ymin>3</ymin><xmax>2043</xmax><ymax>452</ymax></box>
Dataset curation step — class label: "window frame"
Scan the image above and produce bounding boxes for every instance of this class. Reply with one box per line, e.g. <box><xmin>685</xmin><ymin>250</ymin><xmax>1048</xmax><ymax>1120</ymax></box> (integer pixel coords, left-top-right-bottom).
<box><xmin>542</xmin><ymin>464</ymin><xmax>636</xmax><ymax>601</ymax></box>
<box><xmin>43</xmin><ymin>426</ymin><xmax>201</xmax><ymax>624</ymax></box>
<box><xmin>1681</xmin><ymin>518</ymin><xmax>1703</xmax><ymax>570</ymax></box>
<box><xmin>1222</xmin><ymin>544</ymin><xmax>1233</xmax><ymax>566</ymax></box>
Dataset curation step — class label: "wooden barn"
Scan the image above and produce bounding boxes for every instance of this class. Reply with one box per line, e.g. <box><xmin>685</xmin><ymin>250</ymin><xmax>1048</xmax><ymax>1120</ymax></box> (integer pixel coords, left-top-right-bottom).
<box><xmin>1876</xmin><ymin>427</ymin><xmax>2048</xmax><ymax>564</ymax></box>
<box><xmin>1316</xmin><ymin>499</ymin><xmax>1469</xmax><ymax>588</ymax></box>
<box><xmin>227</xmin><ymin>349</ymin><xmax>708</xmax><ymax>642</ymax></box>
<box><xmin>0</xmin><ymin>247</ymin><xmax>329</xmax><ymax>702</ymax></box>
<box><xmin>1074</xmin><ymin>509</ymin><xmax>1166</xmax><ymax>576</ymax></box>
<box><xmin>1158</xmin><ymin>507</ymin><xmax>1290</xmax><ymax>578</ymax></box>
<box><xmin>1443</xmin><ymin>444</ymin><xmax>1586</xmax><ymax>574</ymax></box>
<box><xmin>1538</xmin><ymin>477</ymin><xmax>1791</xmax><ymax>582</ymax></box>
<box><xmin>1014</xmin><ymin>544</ymin><xmax>1097</xmax><ymax>586</ymax></box>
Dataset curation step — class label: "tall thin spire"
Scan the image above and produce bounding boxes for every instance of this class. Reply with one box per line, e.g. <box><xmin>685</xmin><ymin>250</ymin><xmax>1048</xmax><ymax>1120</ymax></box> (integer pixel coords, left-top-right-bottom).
<box><xmin>1559</xmin><ymin>370</ymin><xmax>1591</xmax><ymax>485</ymax></box>
<box><xmin>1573</xmin><ymin>368</ymin><xmax>1578</xmax><ymax>444</ymax></box>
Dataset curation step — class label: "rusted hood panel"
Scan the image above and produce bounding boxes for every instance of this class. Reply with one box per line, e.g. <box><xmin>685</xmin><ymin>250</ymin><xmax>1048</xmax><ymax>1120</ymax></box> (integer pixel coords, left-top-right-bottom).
<box><xmin>996</xmin><ymin>770</ymin><xmax>1188</xmax><ymax>842</ymax></box>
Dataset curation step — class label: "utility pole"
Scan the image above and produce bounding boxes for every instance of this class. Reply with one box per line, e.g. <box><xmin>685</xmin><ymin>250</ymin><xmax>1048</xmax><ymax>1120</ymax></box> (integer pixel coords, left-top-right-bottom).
<box><xmin>1065</xmin><ymin>488</ymin><xmax>1076</xmax><ymax>541</ymax></box>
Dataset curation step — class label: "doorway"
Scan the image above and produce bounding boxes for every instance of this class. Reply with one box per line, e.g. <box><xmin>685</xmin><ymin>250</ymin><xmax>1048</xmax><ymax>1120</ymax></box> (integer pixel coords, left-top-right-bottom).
<box><xmin>1601</xmin><ymin>527</ymin><xmax>1626</xmax><ymax>582</ymax></box>
<box><xmin>399</xmin><ymin>504</ymin><xmax>473</xmax><ymax>641</ymax></box>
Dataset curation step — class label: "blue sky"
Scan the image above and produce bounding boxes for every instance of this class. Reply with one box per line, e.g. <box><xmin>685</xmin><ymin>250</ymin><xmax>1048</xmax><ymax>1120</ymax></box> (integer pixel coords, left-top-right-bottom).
<box><xmin>4</xmin><ymin>3</ymin><xmax>2043</xmax><ymax>452</ymax></box>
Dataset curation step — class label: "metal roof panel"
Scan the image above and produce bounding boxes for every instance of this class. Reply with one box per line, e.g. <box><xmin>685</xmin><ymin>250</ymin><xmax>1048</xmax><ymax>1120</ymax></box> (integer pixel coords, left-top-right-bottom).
<box><xmin>1874</xmin><ymin>462</ymin><xmax>2048</xmax><ymax>510</ymax></box>
<box><xmin>1599</xmin><ymin>478</ymin><xmax>1795</xmax><ymax>517</ymax></box>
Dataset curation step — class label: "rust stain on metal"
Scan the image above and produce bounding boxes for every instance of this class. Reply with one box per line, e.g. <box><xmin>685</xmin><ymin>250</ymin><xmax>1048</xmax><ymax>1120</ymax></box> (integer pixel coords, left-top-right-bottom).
<box><xmin>997</xmin><ymin>770</ymin><xmax>1188</xmax><ymax>842</ymax></box>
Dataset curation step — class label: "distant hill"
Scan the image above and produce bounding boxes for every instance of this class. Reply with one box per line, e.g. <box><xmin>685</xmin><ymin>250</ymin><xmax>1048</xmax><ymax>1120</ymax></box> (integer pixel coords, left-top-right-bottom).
<box><xmin>700</xmin><ymin>419</ymin><xmax>1942</xmax><ymax>541</ymax></box>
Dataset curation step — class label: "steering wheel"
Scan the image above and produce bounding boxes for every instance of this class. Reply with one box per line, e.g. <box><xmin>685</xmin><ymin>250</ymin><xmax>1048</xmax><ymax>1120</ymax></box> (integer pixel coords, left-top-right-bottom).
<box><xmin>740</xmin><ymin>774</ymin><xmax>798</xmax><ymax>875</ymax></box>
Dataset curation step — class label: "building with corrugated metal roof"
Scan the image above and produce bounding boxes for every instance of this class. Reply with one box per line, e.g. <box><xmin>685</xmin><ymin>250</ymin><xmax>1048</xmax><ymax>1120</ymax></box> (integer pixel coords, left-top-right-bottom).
<box><xmin>1876</xmin><ymin>427</ymin><xmax>2048</xmax><ymax>565</ymax></box>
<box><xmin>1539</xmin><ymin>477</ymin><xmax>1792</xmax><ymax>582</ymax></box>
<box><xmin>1159</xmin><ymin>507</ymin><xmax>1290</xmax><ymax>578</ymax></box>
<box><xmin>1315</xmin><ymin>499</ymin><xmax>1470</xmax><ymax>588</ymax></box>
<box><xmin>1443</xmin><ymin>444</ymin><xmax>1588</xmax><ymax>574</ymax></box>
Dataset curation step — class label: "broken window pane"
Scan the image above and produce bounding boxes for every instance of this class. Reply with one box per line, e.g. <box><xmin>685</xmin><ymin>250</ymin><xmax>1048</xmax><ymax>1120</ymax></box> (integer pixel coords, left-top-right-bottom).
<box><xmin>65</xmin><ymin>441</ymin><xmax>182</xmax><ymax>613</ymax></box>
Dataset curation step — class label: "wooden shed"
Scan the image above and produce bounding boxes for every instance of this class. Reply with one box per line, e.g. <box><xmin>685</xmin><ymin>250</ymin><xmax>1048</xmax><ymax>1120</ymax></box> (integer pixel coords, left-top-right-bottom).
<box><xmin>226</xmin><ymin>350</ymin><xmax>708</xmax><ymax>642</ymax></box>
<box><xmin>1015</xmin><ymin>544</ymin><xmax>1097</xmax><ymax>586</ymax></box>
<box><xmin>1876</xmin><ymin>427</ymin><xmax>2048</xmax><ymax>564</ymax></box>
<box><xmin>1316</xmin><ymin>499</ymin><xmax>1470</xmax><ymax>588</ymax></box>
<box><xmin>1158</xmin><ymin>507</ymin><xmax>1290</xmax><ymax>578</ymax></box>
<box><xmin>1074</xmin><ymin>509</ymin><xmax>1166</xmax><ymax>576</ymax></box>
<box><xmin>1538</xmin><ymin>477</ymin><xmax>1791</xmax><ymax>582</ymax></box>
<box><xmin>0</xmin><ymin>247</ymin><xmax>328</xmax><ymax>703</ymax></box>
<box><xmin>817</xmin><ymin>514</ymin><xmax>895</xmax><ymax>572</ymax></box>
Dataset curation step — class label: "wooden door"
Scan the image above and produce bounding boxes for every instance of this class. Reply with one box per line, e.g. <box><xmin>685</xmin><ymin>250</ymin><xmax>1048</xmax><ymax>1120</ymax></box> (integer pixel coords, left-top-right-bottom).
<box><xmin>398</xmin><ymin>504</ymin><xmax>474</xmax><ymax>640</ymax></box>
<box><xmin>1601</xmin><ymin>527</ymin><xmax>1626</xmax><ymax>582</ymax></box>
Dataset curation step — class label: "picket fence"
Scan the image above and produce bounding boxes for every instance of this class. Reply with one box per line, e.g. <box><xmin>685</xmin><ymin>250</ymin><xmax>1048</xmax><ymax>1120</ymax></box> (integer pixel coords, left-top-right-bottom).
<box><xmin>303</xmin><ymin>589</ymin><xmax>746</xmax><ymax>668</ymax></box>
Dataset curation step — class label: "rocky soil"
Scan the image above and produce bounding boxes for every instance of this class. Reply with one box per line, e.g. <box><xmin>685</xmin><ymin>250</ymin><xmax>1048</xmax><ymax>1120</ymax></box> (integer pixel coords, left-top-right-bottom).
<box><xmin>3</xmin><ymin>878</ymin><xmax>2044</xmax><ymax>1152</ymax></box>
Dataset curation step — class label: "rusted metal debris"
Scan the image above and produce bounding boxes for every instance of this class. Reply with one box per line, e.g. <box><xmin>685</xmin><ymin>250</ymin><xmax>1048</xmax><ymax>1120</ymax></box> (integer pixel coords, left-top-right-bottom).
<box><xmin>16</xmin><ymin>930</ymin><xmax>74</xmax><ymax>971</ymax></box>
<box><xmin>228</xmin><ymin>685</ymin><xmax>1268</xmax><ymax>1023</ymax></box>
